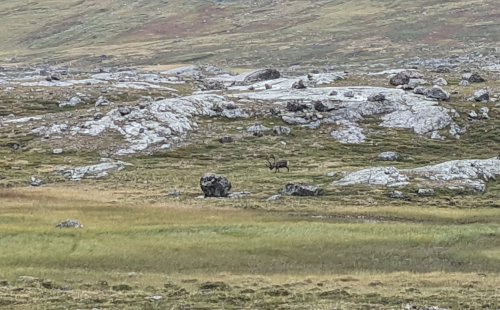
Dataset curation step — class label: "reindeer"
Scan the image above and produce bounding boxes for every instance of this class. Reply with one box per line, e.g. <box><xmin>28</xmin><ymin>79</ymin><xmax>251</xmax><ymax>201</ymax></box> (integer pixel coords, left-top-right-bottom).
<box><xmin>266</xmin><ymin>155</ymin><xmax>289</xmax><ymax>173</ymax></box>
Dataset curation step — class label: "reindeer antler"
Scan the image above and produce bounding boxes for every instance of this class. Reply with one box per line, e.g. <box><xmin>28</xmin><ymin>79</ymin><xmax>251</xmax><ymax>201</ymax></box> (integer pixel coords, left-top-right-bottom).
<box><xmin>269</xmin><ymin>154</ymin><xmax>276</xmax><ymax>164</ymax></box>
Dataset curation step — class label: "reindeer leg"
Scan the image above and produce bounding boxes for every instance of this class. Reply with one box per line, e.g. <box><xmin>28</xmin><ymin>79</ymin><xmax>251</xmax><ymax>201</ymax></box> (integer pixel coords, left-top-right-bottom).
<box><xmin>286</xmin><ymin>166</ymin><xmax>289</xmax><ymax>172</ymax></box>
<box><xmin>275</xmin><ymin>168</ymin><xmax>278</xmax><ymax>173</ymax></box>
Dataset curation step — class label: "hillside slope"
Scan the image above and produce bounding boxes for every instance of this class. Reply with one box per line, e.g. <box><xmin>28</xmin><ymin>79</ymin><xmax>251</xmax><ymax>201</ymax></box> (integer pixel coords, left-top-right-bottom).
<box><xmin>0</xmin><ymin>0</ymin><xmax>499</xmax><ymax>67</ymax></box>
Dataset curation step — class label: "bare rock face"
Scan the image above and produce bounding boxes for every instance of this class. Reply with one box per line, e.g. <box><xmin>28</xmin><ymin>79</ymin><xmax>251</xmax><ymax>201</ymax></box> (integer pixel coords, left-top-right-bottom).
<box><xmin>332</xmin><ymin>166</ymin><xmax>409</xmax><ymax>187</ymax></box>
<box><xmin>200</xmin><ymin>173</ymin><xmax>232</xmax><ymax>197</ymax></box>
<box><xmin>283</xmin><ymin>183</ymin><xmax>319</xmax><ymax>196</ymax></box>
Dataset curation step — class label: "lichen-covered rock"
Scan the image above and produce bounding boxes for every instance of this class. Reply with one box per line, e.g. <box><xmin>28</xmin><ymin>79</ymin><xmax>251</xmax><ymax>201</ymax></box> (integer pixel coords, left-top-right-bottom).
<box><xmin>59</xmin><ymin>159</ymin><xmax>130</xmax><ymax>180</ymax></box>
<box><xmin>390</xmin><ymin>71</ymin><xmax>422</xmax><ymax>86</ymax></box>
<box><xmin>200</xmin><ymin>173</ymin><xmax>231</xmax><ymax>197</ymax></box>
<box><xmin>417</xmin><ymin>188</ymin><xmax>435</xmax><ymax>196</ymax></box>
<box><xmin>283</xmin><ymin>183</ymin><xmax>319</xmax><ymax>196</ymax></box>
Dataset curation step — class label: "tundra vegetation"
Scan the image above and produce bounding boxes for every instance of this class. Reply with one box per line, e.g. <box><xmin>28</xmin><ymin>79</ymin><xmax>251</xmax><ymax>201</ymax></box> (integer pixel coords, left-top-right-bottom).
<box><xmin>1</xmin><ymin>0</ymin><xmax>500</xmax><ymax>309</ymax></box>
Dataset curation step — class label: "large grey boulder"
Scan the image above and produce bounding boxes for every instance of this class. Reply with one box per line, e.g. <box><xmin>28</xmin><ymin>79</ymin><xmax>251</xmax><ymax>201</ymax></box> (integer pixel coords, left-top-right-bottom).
<box><xmin>200</xmin><ymin>173</ymin><xmax>231</xmax><ymax>197</ymax></box>
<box><xmin>283</xmin><ymin>183</ymin><xmax>319</xmax><ymax>196</ymax></box>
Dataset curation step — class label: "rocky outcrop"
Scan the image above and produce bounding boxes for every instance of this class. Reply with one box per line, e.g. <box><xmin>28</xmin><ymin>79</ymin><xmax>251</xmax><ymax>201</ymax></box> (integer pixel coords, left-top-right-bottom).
<box><xmin>200</xmin><ymin>173</ymin><xmax>232</xmax><ymax>197</ymax></box>
<box><xmin>59</xmin><ymin>159</ymin><xmax>130</xmax><ymax>181</ymax></box>
<box><xmin>333</xmin><ymin>157</ymin><xmax>500</xmax><ymax>192</ymax></box>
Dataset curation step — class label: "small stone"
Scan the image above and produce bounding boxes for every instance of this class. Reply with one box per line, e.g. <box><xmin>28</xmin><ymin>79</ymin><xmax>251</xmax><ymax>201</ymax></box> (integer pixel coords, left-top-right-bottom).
<box><xmin>56</xmin><ymin>219</ymin><xmax>83</xmax><ymax>228</ymax></box>
<box><xmin>377</xmin><ymin>151</ymin><xmax>401</xmax><ymax>161</ymax></box>
<box><xmin>147</xmin><ymin>296</ymin><xmax>163</xmax><ymax>301</ymax></box>
<box><xmin>168</xmin><ymin>189</ymin><xmax>181</xmax><ymax>196</ymax></box>
<box><xmin>283</xmin><ymin>183</ymin><xmax>319</xmax><ymax>196</ymax></box>
<box><xmin>417</xmin><ymin>188</ymin><xmax>435</xmax><ymax>196</ymax></box>
<box><xmin>344</xmin><ymin>90</ymin><xmax>354</xmax><ymax>98</ymax></box>
<box><xmin>228</xmin><ymin>191</ymin><xmax>251</xmax><ymax>199</ymax></box>
<box><xmin>93</xmin><ymin>112</ymin><xmax>104</xmax><ymax>120</ymax></box>
<box><xmin>52</xmin><ymin>149</ymin><xmax>63</xmax><ymax>154</ymax></box>
<box><xmin>273</xmin><ymin>126</ymin><xmax>291</xmax><ymax>135</ymax></box>
<box><xmin>30</xmin><ymin>177</ymin><xmax>42</xmax><ymax>187</ymax></box>
<box><xmin>388</xmin><ymin>190</ymin><xmax>408</xmax><ymax>200</ymax></box>
<box><xmin>219</xmin><ymin>136</ymin><xmax>234</xmax><ymax>143</ymax></box>
<box><xmin>95</xmin><ymin>96</ymin><xmax>110</xmax><ymax>107</ymax></box>
<box><xmin>267</xmin><ymin>194</ymin><xmax>282</xmax><ymax>201</ymax></box>
<box><xmin>118</xmin><ymin>106</ymin><xmax>131</xmax><ymax>116</ymax></box>
<box><xmin>459</xmin><ymin>80</ymin><xmax>470</xmax><ymax>87</ymax></box>
<box><xmin>292</xmin><ymin>79</ymin><xmax>306</xmax><ymax>89</ymax></box>
<box><xmin>329</xmin><ymin>90</ymin><xmax>338</xmax><ymax>96</ymax></box>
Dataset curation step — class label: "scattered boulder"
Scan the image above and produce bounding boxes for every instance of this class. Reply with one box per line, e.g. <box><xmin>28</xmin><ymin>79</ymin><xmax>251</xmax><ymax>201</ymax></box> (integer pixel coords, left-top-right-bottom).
<box><xmin>367</xmin><ymin>93</ymin><xmax>386</xmax><ymax>102</ymax></box>
<box><xmin>404</xmin><ymin>79</ymin><xmax>428</xmax><ymax>90</ymax></box>
<box><xmin>425</xmin><ymin>86</ymin><xmax>450</xmax><ymax>100</ymax></box>
<box><xmin>462</xmin><ymin>72</ymin><xmax>486</xmax><ymax>83</ymax></box>
<box><xmin>200</xmin><ymin>173</ymin><xmax>231</xmax><ymax>197</ymax></box>
<box><xmin>390</xmin><ymin>71</ymin><xmax>422</xmax><ymax>86</ymax></box>
<box><xmin>388</xmin><ymin>190</ymin><xmax>409</xmax><ymax>200</ymax></box>
<box><xmin>52</xmin><ymin>149</ymin><xmax>63</xmax><ymax>154</ymax></box>
<box><xmin>243</xmin><ymin>69</ymin><xmax>280</xmax><ymax>84</ymax></box>
<box><xmin>287</xmin><ymin>101</ymin><xmax>308</xmax><ymax>112</ymax></box>
<box><xmin>273</xmin><ymin>126</ymin><xmax>291</xmax><ymax>136</ymax></box>
<box><xmin>219</xmin><ymin>136</ymin><xmax>234</xmax><ymax>143</ymax></box>
<box><xmin>283</xmin><ymin>183</ymin><xmax>319</xmax><ymax>196</ymax></box>
<box><xmin>59</xmin><ymin>96</ymin><xmax>83</xmax><ymax>108</ymax></box>
<box><xmin>30</xmin><ymin>177</ymin><xmax>42</xmax><ymax>187</ymax></box>
<box><xmin>265</xmin><ymin>83</ymin><xmax>272</xmax><ymax>90</ymax></box>
<box><xmin>377</xmin><ymin>151</ymin><xmax>401</xmax><ymax>161</ymax></box>
<box><xmin>292</xmin><ymin>80</ymin><xmax>307</xmax><ymax>89</ymax></box>
<box><xmin>432</xmin><ymin>77</ymin><xmax>448</xmax><ymax>86</ymax></box>
<box><xmin>56</xmin><ymin>220</ymin><xmax>83</xmax><ymax>228</ymax></box>
<box><xmin>118</xmin><ymin>106</ymin><xmax>131</xmax><ymax>116</ymax></box>
<box><xmin>329</xmin><ymin>90</ymin><xmax>338</xmax><ymax>96</ymax></box>
<box><xmin>314</xmin><ymin>100</ymin><xmax>339</xmax><ymax>112</ymax></box>
<box><xmin>479</xmin><ymin>107</ymin><xmax>489</xmax><ymax>119</ymax></box>
<box><xmin>417</xmin><ymin>188</ymin><xmax>435</xmax><ymax>196</ymax></box>
<box><xmin>413</xmin><ymin>86</ymin><xmax>427</xmax><ymax>95</ymax></box>
<box><xmin>474</xmin><ymin>88</ymin><xmax>490</xmax><ymax>102</ymax></box>
<box><xmin>202</xmin><ymin>79</ymin><xmax>226</xmax><ymax>91</ymax></box>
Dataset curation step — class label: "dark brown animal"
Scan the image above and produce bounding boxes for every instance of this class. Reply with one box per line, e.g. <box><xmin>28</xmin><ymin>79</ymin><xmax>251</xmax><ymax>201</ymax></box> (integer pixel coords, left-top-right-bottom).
<box><xmin>267</xmin><ymin>155</ymin><xmax>289</xmax><ymax>173</ymax></box>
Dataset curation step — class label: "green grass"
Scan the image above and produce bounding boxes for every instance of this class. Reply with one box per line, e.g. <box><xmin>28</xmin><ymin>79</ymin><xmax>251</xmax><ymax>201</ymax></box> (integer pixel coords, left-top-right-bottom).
<box><xmin>0</xmin><ymin>188</ymin><xmax>499</xmax><ymax>309</ymax></box>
